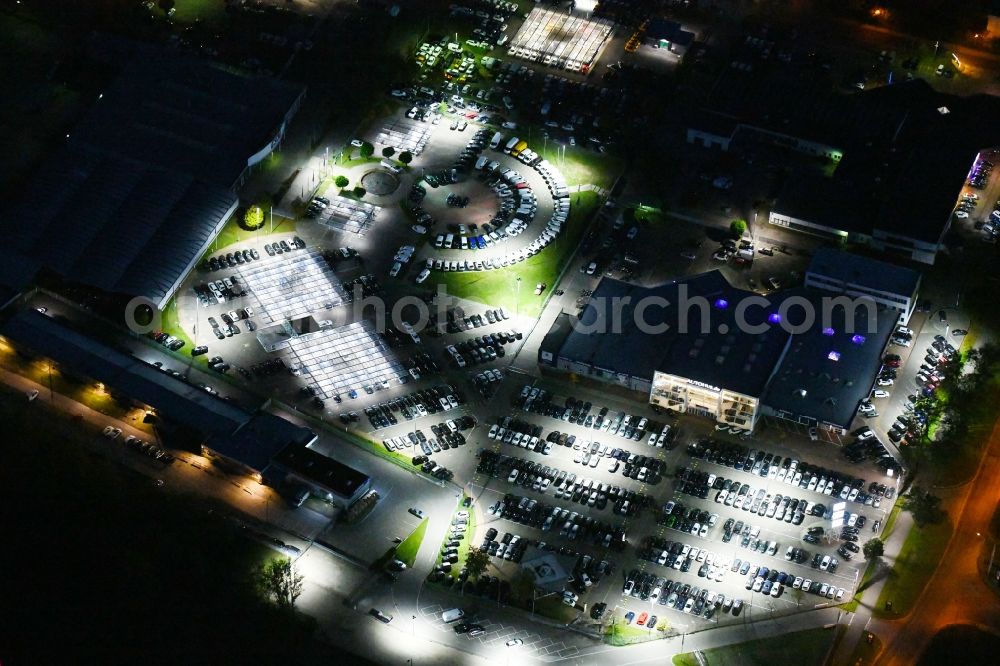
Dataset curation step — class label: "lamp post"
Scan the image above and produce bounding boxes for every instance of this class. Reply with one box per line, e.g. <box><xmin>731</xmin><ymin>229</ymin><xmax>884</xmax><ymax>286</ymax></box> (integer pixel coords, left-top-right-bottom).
<box><xmin>515</xmin><ymin>276</ymin><xmax>522</xmax><ymax>319</ymax></box>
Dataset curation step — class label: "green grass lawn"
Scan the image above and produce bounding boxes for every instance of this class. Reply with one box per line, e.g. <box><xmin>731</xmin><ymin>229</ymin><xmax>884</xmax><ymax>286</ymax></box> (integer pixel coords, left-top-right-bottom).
<box><xmin>874</xmin><ymin>517</ymin><xmax>953</xmax><ymax>618</ymax></box>
<box><xmin>159</xmin><ymin>300</ymin><xmax>195</xmax><ymax>352</ymax></box>
<box><xmin>171</xmin><ymin>0</ymin><xmax>229</xmax><ymax>25</ymax></box>
<box><xmin>533</xmin><ymin>142</ymin><xmax>623</xmax><ymax>189</ymax></box>
<box><xmin>847</xmin><ymin>631</ymin><xmax>883</xmax><ymax>666</ymax></box>
<box><xmin>672</xmin><ymin>627</ymin><xmax>843</xmax><ymax>666</ymax></box>
<box><xmin>604</xmin><ymin>619</ymin><xmax>663</xmax><ymax>646</ymax></box>
<box><xmin>534</xmin><ymin>595</ymin><xmax>580</xmax><ymax>624</ymax></box>
<box><xmin>202</xmin><ymin>214</ymin><xmax>297</xmax><ymax>259</ymax></box>
<box><xmin>428</xmin><ymin>191</ymin><xmax>600</xmax><ymax>317</ymax></box>
<box><xmin>396</xmin><ymin>518</ymin><xmax>428</xmax><ymax>567</ymax></box>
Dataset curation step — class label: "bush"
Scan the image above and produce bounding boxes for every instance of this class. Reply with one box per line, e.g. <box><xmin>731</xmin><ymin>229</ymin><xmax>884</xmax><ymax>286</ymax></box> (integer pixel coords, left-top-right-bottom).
<box><xmin>398</xmin><ymin>151</ymin><xmax>413</xmax><ymax>165</ymax></box>
<box><xmin>730</xmin><ymin>218</ymin><xmax>747</xmax><ymax>238</ymax></box>
<box><xmin>353</xmin><ymin>186</ymin><xmax>366</xmax><ymax>197</ymax></box>
<box><xmin>334</xmin><ymin>175</ymin><xmax>349</xmax><ymax>189</ymax></box>
<box><xmin>359</xmin><ymin>142</ymin><xmax>374</xmax><ymax>158</ymax></box>
<box><xmin>381</xmin><ymin>146</ymin><xmax>395</xmax><ymax>158</ymax></box>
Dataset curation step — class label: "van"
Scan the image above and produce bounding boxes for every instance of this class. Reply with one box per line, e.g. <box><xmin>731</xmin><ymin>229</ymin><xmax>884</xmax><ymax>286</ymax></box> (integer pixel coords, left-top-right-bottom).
<box><xmin>445</xmin><ymin>233</ymin><xmax>455</xmax><ymax>248</ymax></box>
<box><xmin>441</xmin><ymin>608</ymin><xmax>465</xmax><ymax>623</ymax></box>
<box><xmin>504</xmin><ymin>137</ymin><xmax>519</xmax><ymax>154</ymax></box>
<box><xmin>512</xmin><ymin>140</ymin><xmax>528</xmax><ymax>157</ymax></box>
<box><xmin>489</xmin><ymin>132</ymin><xmax>503</xmax><ymax>149</ymax></box>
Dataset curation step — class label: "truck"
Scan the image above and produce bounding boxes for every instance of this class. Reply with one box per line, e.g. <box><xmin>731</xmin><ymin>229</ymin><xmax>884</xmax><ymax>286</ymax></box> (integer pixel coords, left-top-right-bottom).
<box><xmin>489</xmin><ymin>132</ymin><xmax>503</xmax><ymax>150</ymax></box>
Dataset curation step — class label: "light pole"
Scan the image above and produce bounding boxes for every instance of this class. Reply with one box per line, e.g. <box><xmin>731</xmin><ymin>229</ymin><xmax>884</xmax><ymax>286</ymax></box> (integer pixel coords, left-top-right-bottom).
<box><xmin>515</xmin><ymin>276</ymin><xmax>522</xmax><ymax>318</ymax></box>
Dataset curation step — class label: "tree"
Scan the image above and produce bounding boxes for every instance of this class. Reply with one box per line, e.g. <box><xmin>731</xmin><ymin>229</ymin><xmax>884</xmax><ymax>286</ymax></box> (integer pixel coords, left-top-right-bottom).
<box><xmin>464</xmin><ymin>547</ymin><xmax>490</xmax><ymax>580</ymax></box>
<box><xmin>863</xmin><ymin>538</ymin><xmax>885</xmax><ymax>560</ymax></box>
<box><xmin>398</xmin><ymin>151</ymin><xmax>413</xmax><ymax>165</ymax></box>
<box><xmin>353</xmin><ymin>186</ymin><xmax>366</xmax><ymax>198</ymax></box>
<box><xmin>791</xmin><ymin>586</ymin><xmax>805</xmax><ymax>607</ymax></box>
<box><xmin>902</xmin><ymin>487</ymin><xmax>945</xmax><ymax>526</ymax></box>
<box><xmin>334</xmin><ymin>175</ymin><xmax>349</xmax><ymax>189</ymax></box>
<box><xmin>381</xmin><ymin>146</ymin><xmax>395</xmax><ymax>158</ymax></box>
<box><xmin>359</xmin><ymin>142</ymin><xmax>374</xmax><ymax>158</ymax></box>
<box><xmin>242</xmin><ymin>205</ymin><xmax>264</xmax><ymax>230</ymax></box>
<box><xmin>255</xmin><ymin>558</ymin><xmax>303</xmax><ymax>610</ymax></box>
<box><xmin>730</xmin><ymin>218</ymin><xmax>747</xmax><ymax>239</ymax></box>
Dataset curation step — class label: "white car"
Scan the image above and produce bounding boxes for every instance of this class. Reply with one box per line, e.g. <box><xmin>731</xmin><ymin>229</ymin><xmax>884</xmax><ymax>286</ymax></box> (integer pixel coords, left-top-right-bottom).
<box><xmin>389</xmin><ymin>262</ymin><xmax>403</xmax><ymax>277</ymax></box>
<box><xmin>877</xmin><ymin>377</ymin><xmax>894</xmax><ymax>386</ymax></box>
<box><xmin>351</xmin><ymin>139</ymin><xmax>364</xmax><ymax>147</ymax></box>
<box><xmin>896</xmin><ymin>326</ymin><xmax>914</xmax><ymax>337</ymax></box>
<box><xmin>955</xmin><ymin>210</ymin><xmax>969</xmax><ymax>219</ymax></box>
<box><xmin>820</xmin><ymin>556</ymin><xmax>831</xmax><ymax>571</ymax></box>
<box><xmin>872</xmin><ymin>389</ymin><xmax>890</xmax><ymax>399</ymax></box>
<box><xmin>415</xmin><ymin>268</ymin><xmax>430</xmax><ymax>283</ymax></box>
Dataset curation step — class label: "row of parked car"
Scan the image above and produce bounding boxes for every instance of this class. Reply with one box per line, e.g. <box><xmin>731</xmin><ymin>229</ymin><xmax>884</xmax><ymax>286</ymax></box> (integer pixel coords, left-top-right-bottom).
<box><xmin>150</xmin><ymin>330</ymin><xmax>185</xmax><ymax>352</ymax></box>
<box><xmin>435</xmin><ymin>306</ymin><xmax>509</xmax><ymax>335</ymax></box>
<box><xmin>514</xmin><ymin>384</ymin><xmax>664</xmax><ymax>442</ymax></box>
<box><xmin>487</xmin><ymin>491</ymin><xmax>628</xmax><ymax>550</ymax></box>
<box><xmin>364</xmin><ymin>384</ymin><xmax>463</xmax><ymax>429</ymax></box>
<box><xmin>471</xmin><ymin>368</ymin><xmax>505</xmax><ymax>398</ymax></box>
<box><xmin>201</xmin><ymin>247</ymin><xmax>261</xmax><ymax>274</ymax></box>
<box><xmin>427</xmin><ymin>144</ymin><xmax>570</xmax><ymax>272</ymax></box>
<box><xmin>688</xmin><ymin>439</ymin><xmax>876</xmax><ymax>508</ymax></box>
<box><xmin>623</xmin><ymin>569</ymin><xmax>742</xmax><ymax>620</ymax></box>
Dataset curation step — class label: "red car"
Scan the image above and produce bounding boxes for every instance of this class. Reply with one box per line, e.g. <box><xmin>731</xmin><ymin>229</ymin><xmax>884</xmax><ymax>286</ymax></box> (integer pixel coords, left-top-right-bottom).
<box><xmin>884</xmin><ymin>359</ymin><xmax>901</xmax><ymax>368</ymax></box>
<box><xmin>636</xmin><ymin>612</ymin><xmax>649</xmax><ymax>626</ymax></box>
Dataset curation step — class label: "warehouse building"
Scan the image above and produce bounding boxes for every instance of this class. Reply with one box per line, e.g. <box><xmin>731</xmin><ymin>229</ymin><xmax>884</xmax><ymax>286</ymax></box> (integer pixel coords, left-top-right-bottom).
<box><xmin>539</xmin><ymin>271</ymin><xmax>898</xmax><ymax>433</ymax></box>
<box><xmin>687</xmin><ymin>78</ymin><xmax>1000</xmax><ymax>264</ymax></box>
<box><xmin>805</xmin><ymin>249</ymin><xmax>921</xmax><ymax>325</ymax></box>
<box><xmin>0</xmin><ymin>46</ymin><xmax>305</xmax><ymax>309</ymax></box>
<box><xmin>0</xmin><ymin>308</ymin><xmax>374</xmax><ymax>501</ymax></box>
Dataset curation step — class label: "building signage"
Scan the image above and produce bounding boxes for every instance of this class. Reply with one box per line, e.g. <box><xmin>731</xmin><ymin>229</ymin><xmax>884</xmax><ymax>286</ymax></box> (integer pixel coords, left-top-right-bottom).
<box><xmin>685</xmin><ymin>378</ymin><xmax>721</xmax><ymax>393</ymax></box>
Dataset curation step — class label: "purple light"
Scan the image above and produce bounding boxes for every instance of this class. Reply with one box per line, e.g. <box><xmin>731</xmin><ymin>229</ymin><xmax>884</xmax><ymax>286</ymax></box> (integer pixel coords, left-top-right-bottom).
<box><xmin>822</xmin><ymin>327</ymin><xmax>835</xmax><ymax>337</ymax></box>
<box><xmin>714</xmin><ymin>299</ymin><xmax>729</xmax><ymax>309</ymax></box>
<box><xmin>852</xmin><ymin>334</ymin><xmax>866</xmax><ymax>345</ymax></box>
<box><xmin>768</xmin><ymin>313</ymin><xmax>782</xmax><ymax>324</ymax></box>
<box><xmin>827</xmin><ymin>350</ymin><xmax>841</xmax><ymax>361</ymax></box>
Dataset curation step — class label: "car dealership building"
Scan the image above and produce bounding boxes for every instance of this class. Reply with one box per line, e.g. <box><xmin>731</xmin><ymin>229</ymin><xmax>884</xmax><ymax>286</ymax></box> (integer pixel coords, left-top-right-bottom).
<box><xmin>540</xmin><ymin>268</ymin><xmax>898</xmax><ymax>433</ymax></box>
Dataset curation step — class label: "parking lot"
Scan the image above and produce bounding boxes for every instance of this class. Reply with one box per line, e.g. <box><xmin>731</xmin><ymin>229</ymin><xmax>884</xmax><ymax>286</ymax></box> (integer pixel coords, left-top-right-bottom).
<box><xmin>400</xmin><ymin>368</ymin><xmax>897</xmax><ymax>632</ymax></box>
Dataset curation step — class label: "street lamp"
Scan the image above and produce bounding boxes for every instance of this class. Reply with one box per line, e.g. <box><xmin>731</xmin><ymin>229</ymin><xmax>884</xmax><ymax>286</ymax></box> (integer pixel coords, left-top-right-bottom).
<box><xmin>515</xmin><ymin>276</ymin><xmax>522</xmax><ymax>319</ymax></box>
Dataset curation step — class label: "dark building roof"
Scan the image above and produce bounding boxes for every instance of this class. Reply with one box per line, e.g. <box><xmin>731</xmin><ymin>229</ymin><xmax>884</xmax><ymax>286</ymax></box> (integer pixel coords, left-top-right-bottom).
<box><xmin>268</xmin><ymin>444</ymin><xmax>371</xmax><ymax>501</ymax></box>
<box><xmin>0</xmin><ymin>251</ymin><xmax>40</xmax><ymax>309</ymax></box>
<box><xmin>0</xmin><ymin>145</ymin><xmax>237</xmax><ymax>306</ymax></box>
<box><xmin>771</xmin><ymin>175</ymin><xmax>874</xmax><ymax>237</ymax></box>
<box><xmin>0</xmin><ymin>309</ymin><xmax>249</xmax><ymax>435</ymax></box>
<box><xmin>0</xmin><ymin>307</ymin><xmax>323</xmax><ymax>472</ymax></box>
<box><xmin>0</xmin><ymin>45</ymin><xmax>304</xmax><ymax>305</ymax></box>
<box><xmin>208</xmin><ymin>414</ymin><xmax>317</xmax><ymax>475</ymax></box>
<box><xmin>539</xmin><ymin>311</ymin><xmax>577</xmax><ymax>360</ymax></box>
<box><xmin>647</xmin><ymin>18</ymin><xmax>695</xmax><ymax>46</ymax></box>
<box><xmin>553</xmin><ymin>272</ymin><xmax>792</xmax><ymax>396</ymax></box>
<box><xmin>687</xmin><ymin>110</ymin><xmax>740</xmax><ymax>139</ymax></box>
<box><xmin>75</xmin><ymin>44</ymin><xmax>304</xmax><ymax>189</ymax></box>
<box><xmin>762</xmin><ymin>293</ymin><xmax>898</xmax><ymax>427</ymax></box>
<box><xmin>703</xmin><ymin>76</ymin><xmax>1000</xmax><ymax>244</ymax></box>
<box><xmin>807</xmin><ymin>248</ymin><xmax>921</xmax><ymax>297</ymax></box>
